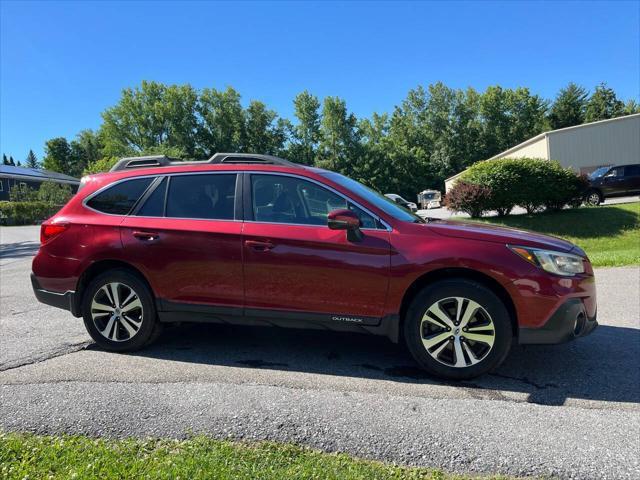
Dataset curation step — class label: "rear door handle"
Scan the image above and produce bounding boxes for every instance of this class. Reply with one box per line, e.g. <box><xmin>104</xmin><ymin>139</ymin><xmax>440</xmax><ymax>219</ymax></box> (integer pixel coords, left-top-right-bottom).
<box><xmin>133</xmin><ymin>231</ymin><xmax>160</xmax><ymax>242</ymax></box>
<box><xmin>245</xmin><ymin>240</ymin><xmax>275</xmax><ymax>251</ymax></box>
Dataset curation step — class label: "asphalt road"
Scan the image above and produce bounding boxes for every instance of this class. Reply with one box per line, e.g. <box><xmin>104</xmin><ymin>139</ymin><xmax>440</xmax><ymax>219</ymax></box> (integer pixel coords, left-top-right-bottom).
<box><xmin>1</xmin><ymin>226</ymin><xmax>639</xmax><ymax>479</ymax></box>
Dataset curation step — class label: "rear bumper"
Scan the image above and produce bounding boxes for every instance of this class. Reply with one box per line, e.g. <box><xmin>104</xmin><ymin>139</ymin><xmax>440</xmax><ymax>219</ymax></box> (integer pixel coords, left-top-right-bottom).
<box><xmin>519</xmin><ymin>298</ymin><xmax>597</xmax><ymax>344</ymax></box>
<box><xmin>31</xmin><ymin>273</ymin><xmax>78</xmax><ymax>315</ymax></box>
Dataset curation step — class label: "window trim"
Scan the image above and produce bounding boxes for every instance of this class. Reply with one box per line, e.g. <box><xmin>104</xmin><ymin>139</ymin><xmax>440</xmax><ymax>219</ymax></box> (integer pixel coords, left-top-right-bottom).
<box><xmin>245</xmin><ymin>171</ymin><xmax>390</xmax><ymax>231</ymax></box>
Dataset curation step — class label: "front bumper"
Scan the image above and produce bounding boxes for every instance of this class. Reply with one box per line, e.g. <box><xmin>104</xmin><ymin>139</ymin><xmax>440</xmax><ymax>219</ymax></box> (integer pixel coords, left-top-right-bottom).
<box><xmin>31</xmin><ymin>273</ymin><xmax>77</xmax><ymax>315</ymax></box>
<box><xmin>519</xmin><ymin>298</ymin><xmax>597</xmax><ymax>344</ymax></box>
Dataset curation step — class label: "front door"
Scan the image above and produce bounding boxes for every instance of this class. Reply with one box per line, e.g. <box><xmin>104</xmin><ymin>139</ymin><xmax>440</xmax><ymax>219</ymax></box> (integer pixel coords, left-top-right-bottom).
<box><xmin>242</xmin><ymin>173</ymin><xmax>391</xmax><ymax>324</ymax></box>
<box><xmin>121</xmin><ymin>173</ymin><xmax>244</xmax><ymax>313</ymax></box>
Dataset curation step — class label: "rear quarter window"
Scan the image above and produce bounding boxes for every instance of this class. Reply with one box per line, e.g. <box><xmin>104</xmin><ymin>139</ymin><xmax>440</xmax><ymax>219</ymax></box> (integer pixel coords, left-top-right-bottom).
<box><xmin>86</xmin><ymin>177</ymin><xmax>153</xmax><ymax>215</ymax></box>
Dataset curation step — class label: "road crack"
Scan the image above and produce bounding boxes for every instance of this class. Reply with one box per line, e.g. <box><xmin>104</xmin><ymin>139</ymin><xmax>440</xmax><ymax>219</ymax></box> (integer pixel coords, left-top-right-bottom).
<box><xmin>0</xmin><ymin>341</ymin><xmax>93</xmax><ymax>372</ymax></box>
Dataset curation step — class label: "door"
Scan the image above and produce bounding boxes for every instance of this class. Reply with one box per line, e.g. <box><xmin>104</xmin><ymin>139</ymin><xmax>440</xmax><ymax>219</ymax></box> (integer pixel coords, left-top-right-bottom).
<box><xmin>601</xmin><ymin>166</ymin><xmax>627</xmax><ymax>196</ymax></box>
<box><xmin>121</xmin><ymin>173</ymin><xmax>244</xmax><ymax>312</ymax></box>
<box><xmin>242</xmin><ymin>173</ymin><xmax>391</xmax><ymax>324</ymax></box>
<box><xmin>622</xmin><ymin>165</ymin><xmax>640</xmax><ymax>195</ymax></box>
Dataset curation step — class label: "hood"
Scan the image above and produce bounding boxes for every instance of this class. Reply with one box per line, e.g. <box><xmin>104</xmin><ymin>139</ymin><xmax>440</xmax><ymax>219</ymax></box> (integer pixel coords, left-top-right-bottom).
<box><xmin>427</xmin><ymin>220</ymin><xmax>576</xmax><ymax>253</ymax></box>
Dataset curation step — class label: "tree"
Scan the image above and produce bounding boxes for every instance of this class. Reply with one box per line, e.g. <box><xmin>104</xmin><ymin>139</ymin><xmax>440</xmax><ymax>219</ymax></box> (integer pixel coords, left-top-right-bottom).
<box><xmin>548</xmin><ymin>83</ymin><xmax>588</xmax><ymax>129</ymax></box>
<box><xmin>2</xmin><ymin>154</ymin><xmax>9</xmax><ymax>165</ymax></box>
<box><xmin>70</xmin><ymin>130</ymin><xmax>103</xmax><ymax>177</ymax></box>
<box><xmin>289</xmin><ymin>91</ymin><xmax>321</xmax><ymax>165</ymax></box>
<box><xmin>585</xmin><ymin>83</ymin><xmax>625</xmax><ymax>122</ymax></box>
<box><xmin>317</xmin><ymin>96</ymin><xmax>360</xmax><ymax>173</ymax></box>
<box><xmin>197</xmin><ymin>86</ymin><xmax>245</xmax><ymax>157</ymax></box>
<box><xmin>101</xmin><ymin>81</ymin><xmax>198</xmax><ymax>158</ymax></box>
<box><xmin>9</xmin><ymin>156</ymin><xmax>15</xmax><ymax>166</ymax></box>
<box><xmin>25</xmin><ymin>149</ymin><xmax>39</xmax><ymax>168</ymax></box>
<box><xmin>43</xmin><ymin>137</ymin><xmax>73</xmax><ymax>174</ymax></box>
<box><xmin>244</xmin><ymin>100</ymin><xmax>287</xmax><ymax>155</ymax></box>
<box><xmin>623</xmin><ymin>99</ymin><xmax>640</xmax><ymax>115</ymax></box>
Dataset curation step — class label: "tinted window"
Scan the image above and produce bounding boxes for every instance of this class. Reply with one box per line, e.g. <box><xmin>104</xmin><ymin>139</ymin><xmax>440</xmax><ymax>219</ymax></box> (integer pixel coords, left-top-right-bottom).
<box><xmin>251</xmin><ymin>174</ymin><xmax>377</xmax><ymax>228</ymax></box>
<box><xmin>166</xmin><ymin>174</ymin><xmax>236</xmax><ymax>220</ymax></box>
<box><xmin>87</xmin><ymin>177</ymin><xmax>153</xmax><ymax>215</ymax></box>
<box><xmin>323</xmin><ymin>172</ymin><xmax>425</xmax><ymax>223</ymax></box>
<box><xmin>624</xmin><ymin>165</ymin><xmax>640</xmax><ymax>176</ymax></box>
<box><xmin>137</xmin><ymin>177</ymin><xmax>167</xmax><ymax>217</ymax></box>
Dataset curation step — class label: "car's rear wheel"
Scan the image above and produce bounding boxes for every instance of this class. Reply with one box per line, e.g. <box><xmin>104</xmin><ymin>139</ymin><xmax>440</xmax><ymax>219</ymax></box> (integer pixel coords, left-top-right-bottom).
<box><xmin>404</xmin><ymin>279</ymin><xmax>512</xmax><ymax>380</ymax></box>
<box><xmin>585</xmin><ymin>189</ymin><xmax>603</xmax><ymax>206</ymax></box>
<box><xmin>82</xmin><ymin>269</ymin><xmax>162</xmax><ymax>351</ymax></box>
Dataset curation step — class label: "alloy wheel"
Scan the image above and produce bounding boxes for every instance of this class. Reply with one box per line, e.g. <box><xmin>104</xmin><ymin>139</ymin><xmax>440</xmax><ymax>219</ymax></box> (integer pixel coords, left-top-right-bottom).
<box><xmin>586</xmin><ymin>192</ymin><xmax>601</xmax><ymax>205</ymax></box>
<box><xmin>420</xmin><ymin>297</ymin><xmax>495</xmax><ymax>368</ymax></box>
<box><xmin>91</xmin><ymin>282</ymin><xmax>143</xmax><ymax>342</ymax></box>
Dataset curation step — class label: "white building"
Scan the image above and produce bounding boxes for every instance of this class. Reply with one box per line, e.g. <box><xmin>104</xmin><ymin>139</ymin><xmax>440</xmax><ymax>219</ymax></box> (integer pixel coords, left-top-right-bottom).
<box><xmin>445</xmin><ymin>113</ymin><xmax>640</xmax><ymax>192</ymax></box>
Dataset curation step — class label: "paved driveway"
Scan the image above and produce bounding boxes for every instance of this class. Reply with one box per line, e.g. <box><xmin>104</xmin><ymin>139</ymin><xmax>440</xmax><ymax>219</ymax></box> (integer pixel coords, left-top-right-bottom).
<box><xmin>1</xmin><ymin>226</ymin><xmax>639</xmax><ymax>479</ymax></box>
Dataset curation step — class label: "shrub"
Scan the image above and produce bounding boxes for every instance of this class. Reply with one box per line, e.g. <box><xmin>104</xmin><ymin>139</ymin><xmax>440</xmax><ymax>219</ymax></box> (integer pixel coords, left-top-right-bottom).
<box><xmin>462</xmin><ymin>157</ymin><xmax>586</xmax><ymax>215</ymax></box>
<box><xmin>445</xmin><ymin>180</ymin><xmax>492</xmax><ymax>218</ymax></box>
<box><xmin>0</xmin><ymin>201</ymin><xmax>62</xmax><ymax>225</ymax></box>
<box><xmin>37</xmin><ymin>181</ymin><xmax>73</xmax><ymax>204</ymax></box>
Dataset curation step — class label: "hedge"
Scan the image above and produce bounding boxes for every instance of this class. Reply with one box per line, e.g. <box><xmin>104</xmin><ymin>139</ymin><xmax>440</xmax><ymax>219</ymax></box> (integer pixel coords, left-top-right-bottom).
<box><xmin>447</xmin><ymin>158</ymin><xmax>588</xmax><ymax>217</ymax></box>
<box><xmin>0</xmin><ymin>202</ymin><xmax>63</xmax><ymax>226</ymax></box>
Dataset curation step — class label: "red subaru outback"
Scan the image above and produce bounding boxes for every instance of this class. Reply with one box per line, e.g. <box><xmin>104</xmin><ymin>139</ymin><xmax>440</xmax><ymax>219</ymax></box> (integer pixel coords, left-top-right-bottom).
<box><xmin>31</xmin><ymin>153</ymin><xmax>597</xmax><ymax>379</ymax></box>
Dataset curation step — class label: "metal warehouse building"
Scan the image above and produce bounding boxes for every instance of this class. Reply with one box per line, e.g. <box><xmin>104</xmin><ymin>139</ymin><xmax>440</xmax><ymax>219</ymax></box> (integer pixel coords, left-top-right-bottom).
<box><xmin>445</xmin><ymin>113</ymin><xmax>640</xmax><ymax>192</ymax></box>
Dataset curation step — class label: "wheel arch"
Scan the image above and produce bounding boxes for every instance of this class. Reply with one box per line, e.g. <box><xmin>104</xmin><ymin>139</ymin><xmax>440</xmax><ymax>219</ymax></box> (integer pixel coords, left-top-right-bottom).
<box><xmin>398</xmin><ymin>267</ymin><xmax>518</xmax><ymax>341</ymax></box>
<box><xmin>74</xmin><ymin>259</ymin><xmax>154</xmax><ymax>316</ymax></box>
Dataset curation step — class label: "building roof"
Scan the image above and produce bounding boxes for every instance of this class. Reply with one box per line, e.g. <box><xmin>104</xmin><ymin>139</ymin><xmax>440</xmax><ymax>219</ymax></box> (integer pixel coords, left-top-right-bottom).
<box><xmin>0</xmin><ymin>165</ymin><xmax>80</xmax><ymax>184</ymax></box>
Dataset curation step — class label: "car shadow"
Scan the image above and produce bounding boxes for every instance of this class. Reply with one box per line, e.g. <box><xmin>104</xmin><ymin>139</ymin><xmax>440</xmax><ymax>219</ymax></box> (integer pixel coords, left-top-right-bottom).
<box><xmin>127</xmin><ymin>321</ymin><xmax>639</xmax><ymax>406</ymax></box>
<box><xmin>0</xmin><ymin>241</ymin><xmax>39</xmax><ymax>259</ymax></box>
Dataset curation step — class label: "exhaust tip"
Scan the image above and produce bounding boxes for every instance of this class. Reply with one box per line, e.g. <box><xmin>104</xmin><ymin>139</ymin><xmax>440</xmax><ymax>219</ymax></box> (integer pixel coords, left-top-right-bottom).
<box><xmin>573</xmin><ymin>312</ymin><xmax>586</xmax><ymax>336</ymax></box>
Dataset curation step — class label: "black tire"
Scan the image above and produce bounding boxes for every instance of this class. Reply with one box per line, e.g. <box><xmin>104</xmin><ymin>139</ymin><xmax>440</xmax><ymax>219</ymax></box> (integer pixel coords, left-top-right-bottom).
<box><xmin>585</xmin><ymin>189</ymin><xmax>603</xmax><ymax>206</ymax></box>
<box><xmin>82</xmin><ymin>269</ymin><xmax>162</xmax><ymax>352</ymax></box>
<box><xmin>403</xmin><ymin>279</ymin><xmax>512</xmax><ymax>380</ymax></box>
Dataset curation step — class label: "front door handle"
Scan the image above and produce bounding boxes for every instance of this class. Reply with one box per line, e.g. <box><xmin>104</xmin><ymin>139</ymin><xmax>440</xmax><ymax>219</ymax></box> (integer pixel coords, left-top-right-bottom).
<box><xmin>133</xmin><ymin>231</ymin><xmax>160</xmax><ymax>242</ymax></box>
<box><xmin>245</xmin><ymin>240</ymin><xmax>275</xmax><ymax>251</ymax></box>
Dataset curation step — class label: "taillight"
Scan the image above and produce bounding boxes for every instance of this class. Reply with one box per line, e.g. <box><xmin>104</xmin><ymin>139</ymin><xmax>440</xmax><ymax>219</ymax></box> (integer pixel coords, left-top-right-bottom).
<box><xmin>40</xmin><ymin>223</ymin><xmax>69</xmax><ymax>245</ymax></box>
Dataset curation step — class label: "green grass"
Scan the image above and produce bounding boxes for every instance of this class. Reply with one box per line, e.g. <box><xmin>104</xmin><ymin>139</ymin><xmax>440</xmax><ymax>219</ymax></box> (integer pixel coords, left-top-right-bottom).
<box><xmin>0</xmin><ymin>433</ymin><xmax>511</xmax><ymax>480</ymax></box>
<box><xmin>471</xmin><ymin>202</ymin><xmax>640</xmax><ymax>267</ymax></box>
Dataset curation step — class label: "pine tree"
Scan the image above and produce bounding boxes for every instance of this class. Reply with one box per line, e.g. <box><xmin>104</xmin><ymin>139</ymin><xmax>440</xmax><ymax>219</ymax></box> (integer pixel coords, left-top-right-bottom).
<box><xmin>548</xmin><ymin>83</ymin><xmax>588</xmax><ymax>129</ymax></box>
<box><xmin>2</xmin><ymin>154</ymin><xmax>8</xmax><ymax>165</ymax></box>
<box><xmin>9</xmin><ymin>156</ymin><xmax>15</xmax><ymax>166</ymax></box>
<box><xmin>25</xmin><ymin>149</ymin><xmax>39</xmax><ymax>168</ymax></box>
<box><xmin>585</xmin><ymin>83</ymin><xmax>625</xmax><ymax>122</ymax></box>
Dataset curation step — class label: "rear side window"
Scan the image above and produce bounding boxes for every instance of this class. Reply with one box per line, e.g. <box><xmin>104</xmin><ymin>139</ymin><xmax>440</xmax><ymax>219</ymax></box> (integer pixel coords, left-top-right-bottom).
<box><xmin>166</xmin><ymin>174</ymin><xmax>236</xmax><ymax>220</ymax></box>
<box><xmin>624</xmin><ymin>165</ymin><xmax>640</xmax><ymax>176</ymax></box>
<box><xmin>137</xmin><ymin>177</ymin><xmax>167</xmax><ymax>217</ymax></box>
<box><xmin>86</xmin><ymin>177</ymin><xmax>153</xmax><ymax>215</ymax></box>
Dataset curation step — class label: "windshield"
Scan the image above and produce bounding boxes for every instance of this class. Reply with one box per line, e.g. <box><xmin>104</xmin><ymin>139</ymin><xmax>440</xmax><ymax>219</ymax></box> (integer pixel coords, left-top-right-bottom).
<box><xmin>589</xmin><ymin>166</ymin><xmax>610</xmax><ymax>179</ymax></box>
<box><xmin>323</xmin><ymin>172</ymin><xmax>425</xmax><ymax>223</ymax></box>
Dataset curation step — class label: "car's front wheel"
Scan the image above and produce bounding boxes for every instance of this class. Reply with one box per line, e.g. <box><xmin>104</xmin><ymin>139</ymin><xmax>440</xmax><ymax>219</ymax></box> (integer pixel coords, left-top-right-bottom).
<box><xmin>82</xmin><ymin>269</ymin><xmax>162</xmax><ymax>351</ymax></box>
<box><xmin>585</xmin><ymin>189</ymin><xmax>603</xmax><ymax>206</ymax></box>
<box><xmin>404</xmin><ymin>279</ymin><xmax>512</xmax><ymax>380</ymax></box>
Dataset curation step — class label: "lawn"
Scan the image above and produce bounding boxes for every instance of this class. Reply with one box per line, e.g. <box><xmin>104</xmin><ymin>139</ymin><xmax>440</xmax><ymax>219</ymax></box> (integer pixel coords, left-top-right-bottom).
<box><xmin>0</xmin><ymin>433</ymin><xmax>514</xmax><ymax>480</ymax></box>
<box><xmin>472</xmin><ymin>202</ymin><xmax>640</xmax><ymax>267</ymax></box>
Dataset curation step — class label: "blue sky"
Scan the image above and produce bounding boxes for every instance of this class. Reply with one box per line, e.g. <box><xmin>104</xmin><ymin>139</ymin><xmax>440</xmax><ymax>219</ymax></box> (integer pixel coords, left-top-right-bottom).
<box><xmin>1</xmin><ymin>0</ymin><xmax>638</xmax><ymax>161</ymax></box>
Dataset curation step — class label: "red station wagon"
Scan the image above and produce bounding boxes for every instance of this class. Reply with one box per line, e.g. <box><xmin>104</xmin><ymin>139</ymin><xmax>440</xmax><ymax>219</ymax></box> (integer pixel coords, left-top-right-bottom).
<box><xmin>31</xmin><ymin>153</ymin><xmax>597</xmax><ymax>379</ymax></box>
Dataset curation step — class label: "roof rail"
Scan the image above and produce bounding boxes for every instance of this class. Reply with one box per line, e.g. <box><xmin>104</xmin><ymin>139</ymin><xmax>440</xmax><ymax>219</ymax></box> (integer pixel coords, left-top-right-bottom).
<box><xmin>109</xmin><ymin>153</ymin><xmax>297</xmax><ymax>172</ymax></box>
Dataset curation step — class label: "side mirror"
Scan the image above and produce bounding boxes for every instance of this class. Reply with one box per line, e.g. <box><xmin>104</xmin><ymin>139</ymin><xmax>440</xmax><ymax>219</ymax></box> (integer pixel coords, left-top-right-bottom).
<box><xmin>328</xmin><ymin>209</ymin><xmax>363</xmax><ymax>242</ymax></box>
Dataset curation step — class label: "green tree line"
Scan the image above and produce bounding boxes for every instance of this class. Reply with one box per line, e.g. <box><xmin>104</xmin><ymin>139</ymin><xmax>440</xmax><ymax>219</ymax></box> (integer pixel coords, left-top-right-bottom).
<box><xmin>31</xmin><ymin>80</ymin><xmax>639</xmax><ymax>200</ymax></box>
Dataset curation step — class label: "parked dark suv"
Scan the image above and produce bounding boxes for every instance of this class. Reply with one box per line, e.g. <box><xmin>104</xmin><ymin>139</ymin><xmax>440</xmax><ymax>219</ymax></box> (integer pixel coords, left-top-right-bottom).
<box><xmin>585</xmin><ymin>164</ymin><xmax>640</xmax><ymax>205</ymax></box>
<box><xmin>32</xmin><ymin>153</ymin><xmax>597</xmax><ymax>380</ymax></box>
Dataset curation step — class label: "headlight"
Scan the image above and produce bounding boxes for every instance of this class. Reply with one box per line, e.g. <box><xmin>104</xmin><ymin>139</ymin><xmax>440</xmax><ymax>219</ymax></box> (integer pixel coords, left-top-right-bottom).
<box><xmin>508</xmin><ymin>245</ymin><xmax>585</xmax><ymax>276</ymax></box>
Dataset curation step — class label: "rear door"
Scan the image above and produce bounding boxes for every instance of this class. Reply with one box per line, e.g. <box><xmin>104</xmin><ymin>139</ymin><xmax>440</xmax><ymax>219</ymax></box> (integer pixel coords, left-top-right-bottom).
<box><xmin>241</xmin><ymin>173</ymin><xmax>391</xmax><ymax>324</ymax></box>
<box><xmin>120</xmin><ymin>172</ymin><xmax>244</xmax><ymax>314</ymax></box>
<box><xmin>622</xmin><ymin>165</ymin><xmax>640</xmax><ymax>195</ymax></box>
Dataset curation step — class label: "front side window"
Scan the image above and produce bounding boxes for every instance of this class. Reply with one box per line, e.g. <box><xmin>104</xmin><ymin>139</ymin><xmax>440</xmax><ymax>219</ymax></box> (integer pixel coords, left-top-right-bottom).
<box><xmin>251</xmin><ymin>174</ymin><xmax>377</xmax><ymax>228</ymax></box>
<box><xmin>166</xmin><ymin>174</ymin><xmax>236</xmax><ymax>220</ymax></box>
<box><xmin>86</xmin><ymin>177</ymin><xmax>153</xmax><ymax>215</ymax></box>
